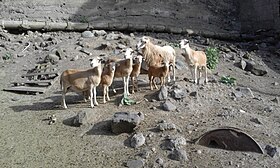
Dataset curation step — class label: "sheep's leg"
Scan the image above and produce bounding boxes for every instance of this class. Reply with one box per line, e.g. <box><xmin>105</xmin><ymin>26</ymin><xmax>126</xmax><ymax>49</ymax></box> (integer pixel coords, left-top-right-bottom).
<box><xmin>204</xmin><ymin>67</ymin><xmax>208</xmax><ymax>84</ymax></box>
<box><xmin>194</xmin><ymin>65</ymin><xmax>198</xmax><ymax>84</ymax></box>
<box><xmin>112</xmin><ymin>78</ymin><xmax>117</xmax><ymax>94</ymax></box>
<box><xmin>123</xmin><ymin>77</ymin><xmax>127</xmax><ymax>95</ymax></box>
<box><xmin>89</xmin><ymin>86</ymin><xmax>94</xmax><ymax>108</ymax></box>
<box><xmin>135</xmin><ymin>77</ymin><xmax>139</xmax><ymax>92</ymax></box>
<box><xmin>131</xmin><ymin>76</ymin><xmax>135</xmax><ymax>94</ymax></box>
<box><xmin>93</xmin><ymin>86</ymin><xmax>98</xmax><ymax>106</ymax></box>
<box><xmin>103</xmin><ymin>86</ymin><xmax>106</xmax><ymax>104</ymax></box>
<box><xmin>106</xmin><ymin>86</ymin><xmax>110</xmax><ymax>101</ymax></box>
<box><xmin>61</xmin><ymin>85</ymin><xmax>68</xmax><ymax>109</ymax></box>
<box><xmin>153</xmin><ymin>77</ymin><xmax>158</xmax><ymax>90</ymax></box>
<box><xmin>172</xmin><ymin>63</ymin><xmax>176</xmax><ymax>82</ymax></box>
<box><xmin>61</xmin><ymin>91</ymin><xmax>67</xmax><ymax>109</ymax></box>
<box><xmin>126</xmin><ymin>75</ymin><xmax>130</xmax><ymax>95</ymax></box>
<box><xmin>149</xmin><ymin>76</ymin><xmax>153</xmax><ymax>90</ymax></box>
<box><xmin>167</xmin><ymin>73</ymin><xmax>171</xmax><ymax>83</ymax></box>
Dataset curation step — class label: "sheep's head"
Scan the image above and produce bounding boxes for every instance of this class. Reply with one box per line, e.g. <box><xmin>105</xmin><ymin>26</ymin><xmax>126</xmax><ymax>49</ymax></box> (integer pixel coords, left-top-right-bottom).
<box><xmin>162</xmin><ymin>59</ymin><xmax>170</xmax><ymax>67</ymax></box>
<box><xmin>108</xmin><ymin>62</ymin><xmax>116</xmax><ymax>72</ymax></box>
<box><xmin>180</xmin><ymin>39</ymin><xmax>189</xmax><ymax>49</ymax></box>
<box><xmin>136</xmin><ymin>36</ymin><xmax>150</xmax><ymax>50</ymax></box>
<box><xmin>133</xmin><ymin>55</ymin><xmax>143</xmax><ymax>64</ymax></box>
<box><xmin>89</xmin><ymin>57</ymin><xmax>102</xmax><ymax>67</ymax></box>
<box><xmin>124</xmin><ymin>48</ymin><xmax>134</xmax><ymax>59</ymax></box>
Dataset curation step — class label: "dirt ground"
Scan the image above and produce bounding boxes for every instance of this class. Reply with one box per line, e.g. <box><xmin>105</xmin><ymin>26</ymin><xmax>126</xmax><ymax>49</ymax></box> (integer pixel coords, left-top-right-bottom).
<box><xmin>0</xmin><ymin>30</ymin><xmax>279</xmax><ymax>168</ymax></box>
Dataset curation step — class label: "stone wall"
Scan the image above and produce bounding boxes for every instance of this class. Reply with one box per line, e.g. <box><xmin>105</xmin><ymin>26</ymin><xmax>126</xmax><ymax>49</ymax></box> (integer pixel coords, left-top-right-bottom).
<box><xmin>0</xmin><ymin>0</ymin><xmax>239</xmax><ymax>34</ymax></box>
<box><xmin>1</xmin><ymin>0</ymin><xmax>279</xmax><ymax>34</ymax></box>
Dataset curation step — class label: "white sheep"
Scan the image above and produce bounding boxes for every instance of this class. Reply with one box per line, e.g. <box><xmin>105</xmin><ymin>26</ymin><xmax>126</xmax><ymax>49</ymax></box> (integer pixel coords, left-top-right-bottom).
<box><xmin>180</xmin><ymin>39</ymin><xmax>208</xmax><ymax>84</ymax></box>
<box><xmin>60</xmin><ymin>57</ymin><xmax>103</xmax><ymax>108</ymax></box>
<box><xmin>148</xmin><ymin>60</ymin><xmax>170</xmax><ymax>90</ymax></box>
<box><xmin>100</xmin><ymin>60</ymin><xmax>116</xmax><ymax>103</ymax></box>
<box><xmin>110</xmin><ymin>48</ymin><xmax>134</xmax><ymax>96</ymax></box>
<box><xmin>136</xmin><ymin>36</ymin><xmax>176</xmax><ymax>82</ymax></box>
<box><xmin>130</xmin><ymin>55</ymin><xmax>143</xmax><ymax>94</ymax></box>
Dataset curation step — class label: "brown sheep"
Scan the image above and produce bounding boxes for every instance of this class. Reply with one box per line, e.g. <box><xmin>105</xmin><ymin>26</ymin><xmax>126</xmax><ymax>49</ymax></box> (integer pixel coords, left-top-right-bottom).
<box><xmin>148</xmin><ymin>60</ymin><xmax>170</xmax><ymax>90</ymax></box>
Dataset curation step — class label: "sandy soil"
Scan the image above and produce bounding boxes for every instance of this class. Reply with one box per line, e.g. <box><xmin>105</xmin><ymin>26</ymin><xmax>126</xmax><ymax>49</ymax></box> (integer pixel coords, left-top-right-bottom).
<box><xmin>0</xmin><ymin>30</ymin><xmax>279</xmax><ymax>168</ymax></box>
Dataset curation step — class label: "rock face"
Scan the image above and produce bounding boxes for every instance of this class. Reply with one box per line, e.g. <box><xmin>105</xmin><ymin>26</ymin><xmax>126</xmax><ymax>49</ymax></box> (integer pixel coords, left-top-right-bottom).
<box><xmin>161</xmin><ymin>101</ymin><xmax>177</xmax><ymax>111</ymax></box>
<box><xmin>168</xmin><ymin>149</ymin><xmax>188</xmax><ymax>161</ymax></box>
<box><xmin>158</xmin><ymin>85</ymin><xmax>168</xmax><ymax>101</ymax></box>
<box><xmin>130</xmin><ymin>133</ymin><xmax>145</xmax><ymax>148</ymax></box>
<box><xmin>73</xmin><ymin>109</ymin><xmax>98</xmax><ymax>126</ymax></box>
<box><xmin>111</xmin><ymin>112</ymin><xmax>144</xmax><ymax>134</ymax></box>
<box><xmin>242</xmin><ymin>60</ymin><xmax>267</xmax><ymax>76</ymax></box>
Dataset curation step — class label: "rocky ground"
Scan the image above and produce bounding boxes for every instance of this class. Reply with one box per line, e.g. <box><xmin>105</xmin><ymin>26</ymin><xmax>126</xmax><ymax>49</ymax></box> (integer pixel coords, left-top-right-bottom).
<box><xmin>0</xmin><ymin>28</ymin><xmax>279</xmax><ymax>168</ymax></box>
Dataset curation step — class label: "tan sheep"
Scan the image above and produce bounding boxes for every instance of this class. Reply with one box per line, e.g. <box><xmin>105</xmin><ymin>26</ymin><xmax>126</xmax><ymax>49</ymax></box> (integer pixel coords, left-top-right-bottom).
<box><xmin>100</xmin><ymin>61</ymin><xmax>116</xmax><ymax>103</ymax></box>
<box><xmin>148</xmin><ymin>60</ymin><xmax>170</xmax><ymax>90</ymax></box>
<box><xmin>180</xmin><ymin>39</ymin><xmax>208</xmax><ymax>84</ymax></box>
<box><xmin>137</xmin><ymin>36</ymin><xmax>176</xmax><ymax>82</ymax></box>
<box><xmin>130</xmin><ymin>55</ymin><xmax>143</xmax><ymax>94</ymax></box>
<box><xmin>110</xmin><ymin>48</ymin><xmax>134</xmax><ymax>95</ymax></box>
<box><xmin>60</xmin><ymin>57</ymin><xmax>103</xmax><ymax>109</ymax></box>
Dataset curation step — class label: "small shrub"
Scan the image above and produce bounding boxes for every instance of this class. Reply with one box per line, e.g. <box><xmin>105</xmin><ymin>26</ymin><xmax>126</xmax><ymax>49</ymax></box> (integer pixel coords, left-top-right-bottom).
<box><xmin>2</xmin><ymin>53</ymin><xmax>12</xmax><ymax>60</ymax></box>
<box><xmin>220</xmin><ymin>75</ymin><xmax>236</xmax><ymax>86</ymax></box>
<box><xmin>206</xmin><ymin>47</ymin><xmax>219</xmax><ymax>70</ymax></box>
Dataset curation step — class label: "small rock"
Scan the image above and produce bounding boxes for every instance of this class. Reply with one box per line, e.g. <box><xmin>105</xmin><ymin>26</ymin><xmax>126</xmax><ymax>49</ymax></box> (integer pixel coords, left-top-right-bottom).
<box><xmin>244</xmin><ymin>60</ymin><xmax>267</xmax><ymax>76</ymax></box>
<box><xmin>197</xmin><ymin>150</ymin><xmax>202</xmax><ymax>154</ymax></box>
<box><xmin>171</xmin><ymin>87</ymin><xmax>187</xmax><ymax>100</ymax></box>
<box><xmin>93</xmin><ymin>30</ymin><xmax>107</xmax><ymax>36</ymax></box>
<box><xmin>169</xmin><ymin>149</ymin><xmax>188</xmax><ymax>161</ymax></box>
<box><xmin>70</xmin><ymin>55</ymin><xmax>79</xmax><ymax>61</ymax></box>
<box><xmin>17</xmin><ymin>53</ymin><xmax>25</xmax><ymax>58</ymax></box>
<box><xmin>158</xmin><ymin>85</ymin><xmax>168</xmax><ymax>100</ymax></box>
<box><xmin>55</xmin><ymin>48</ymin><xmax>66</xmax><ymax>59</ymax></box>
<box><xmin>155</xmin><ymin>158</ymin><xmax>164</xmax><ymax>165</ymax></box>
<box><xmin>161</xmin><ymin>136</ymin><xmax>186</xmax><ymax>150</ymax></box>
<box><xmin>234</xmin><ymin>87</ymin><xmax>254</xmax><ymax>98</ymax></box>
<box><xmin>265</xmin><ymin>145</ymin><xmax>279</xmax><ymax>158</ymax></box>
<box><xmin>273</xmin><ymin>82</ymin><xmax>279</xmax><ymax>86</ymax></box>
<box><xmin>161</xmin><ymin>101</ymin><xmax>177</xmax><ymax>111</ymax></box>
<box><xmin>131</xmin><ymin>133</ymin><xmax>145</xmax><ymax>148</ymax></box>
<box><xmin>44</xmin><ymin>54</ymin><xmax>60</xmax><ymax>64</ymax></box>
<box><xmin>264</xmin><ymin>106</ymin><xmax>273</xmax><ymax>112</ymax></box>
<box><xmin>189</xmin><ymin>91</ymin><xmax>198</xmax><ymax>97</ymax></box>
<box><xmin>240</xmin><ymin>59</ymin><xmax>247</xmax><ymax>70</ymax></box>
<box><xmin>11</xmin><ymin>97</ymin><xmax>20</xmax><ymax>101</ymax></box>
<box><xmin>111</xmin><ymin>112</ymin><xmax>144</xmax><ymax>134</ymax></box>
<box><xmin>80</xmin><ymin>48</ymin><xmax>92</xmax><ymax>55</ymax></box>
<box><xmin>158</xmin><ymin>122</ymin><xmax>176</xmax><ymax>131</ymax></box>
<box><xmin>73</xmin><ymin>109</ymin><xmax>98</xmax><ymax>126</ymax></box>
<box><xmin>105</xmin><ymin>32</ymin><xmax>120</xmax><ymax>40</ymax></box>
<box><xmin>81</xmin><ymin>31</ymin><xmax>94</xmax><ymax>38</ymax></box>
<box><xmin>117</xmin><ymin>43</ymin><xmax>126</xmax><ymax>49</ymax></box>
<box><xmin>138</xmin><ymin>149</ymin><xmax>150</xmax><ymax>159</ymax></box>
<box><xmin>271</xmin><ymin>97</ymin><xmax>279</xmax><ymax>104</ymax></box>
<box><xmin>250</xmin><ymin>118</ymin><xmax>262</xmax><ymax>125</ymax></box>
<box><xmin>126</xmin><ymin>159</ymin><xmax>144</xmax><ymax>168</ymax></box>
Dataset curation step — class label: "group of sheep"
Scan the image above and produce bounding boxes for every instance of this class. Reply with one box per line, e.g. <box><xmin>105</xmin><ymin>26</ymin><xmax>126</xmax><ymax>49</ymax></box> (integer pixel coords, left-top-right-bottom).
<box><xmin>60</xmin><ymin>36</ymin><xmax>208</xmax><ymax>108</ymax></box>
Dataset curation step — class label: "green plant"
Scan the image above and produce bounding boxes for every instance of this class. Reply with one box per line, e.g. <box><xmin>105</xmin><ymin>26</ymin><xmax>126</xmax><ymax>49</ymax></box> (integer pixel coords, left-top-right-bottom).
<box><xmin>2</xmin><ymin>52</ymin><xmax>12</xmax><ymax>60</ymax></box>
<box><xmin>220</xmin><ymin>75</ymin><xmax>236</xmax><ymax>86</ymax></box>
<box><xmin>206</xmin><ymin>47</ymin><xmax>219</xmax><ymax>70</ymax></box>
<box><xmin>120</xmin><ymin>94</ymin><xmax>136</xmax><ymax>106</ymax></box>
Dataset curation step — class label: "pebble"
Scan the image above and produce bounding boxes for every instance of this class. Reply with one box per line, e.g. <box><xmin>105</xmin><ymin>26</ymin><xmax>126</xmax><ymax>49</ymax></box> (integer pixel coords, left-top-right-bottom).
<box><xmin>264</xmin><ymin>106</ymin><xmax>273</xmax><ymax>112</ymax></box>
<box><xmin>155</xmin><ymin>158</ymin><xmax>164</xmax><ymax>165</ymax></box>
<box><xmin>126</xmin><ymin>159</ymin><xmax>144</xmax><ymax>168</ymax></box>
<box><xmin>130</xmin><ymin>133</ymin><xmax>145</xmax><ymax>148</ymax></box>
<box><xmin>169</xmin><ymin>149</ymin><xmax>188</xmax><ymax>161</ymax></box>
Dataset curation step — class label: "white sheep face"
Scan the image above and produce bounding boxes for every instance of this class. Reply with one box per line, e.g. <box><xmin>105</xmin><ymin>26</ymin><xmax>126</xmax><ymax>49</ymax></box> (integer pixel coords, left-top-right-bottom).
<box><xmin>180</xmin><ymin>39</ymin><xmax>189</xmax><ymax>49</ymax></box>
<box><xmin>136</xmin><ymin>36</ymin><xmax>149</xmax><ymax>50</ymax></box>
<box><xmin>90</xmin><ymin>57</ymin><xmax>101</xmax><ymax>68</ymax></box>
<box><xmin>133</xmin><ymin>55</ymin><xmax>143</xmax><ymax>64</ymax></box>
<box><xmin>124</xmin><ymin>48</ymin><xmax>134</xmax><ymax>59</ymax></box>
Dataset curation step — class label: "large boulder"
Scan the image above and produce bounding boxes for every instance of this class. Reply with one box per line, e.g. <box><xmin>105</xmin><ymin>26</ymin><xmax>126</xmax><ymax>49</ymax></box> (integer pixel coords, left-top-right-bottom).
<box><xmin>111</xmin><ymin>112</ymin><xmax>144</xmax><ymax>134</ymax></box>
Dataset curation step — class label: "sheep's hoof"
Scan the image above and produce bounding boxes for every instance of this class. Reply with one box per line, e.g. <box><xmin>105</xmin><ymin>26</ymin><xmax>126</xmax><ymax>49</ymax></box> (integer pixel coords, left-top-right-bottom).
<box><xmin>62</xmin><ymin>105</ymin><xmax>68</xmax><ymax>109</ymax></box>
<box><xmin>94</xmin><ymin>102</ymin><xmax>99</xmax><ymax>106</ymax></box>
<box><xmin>113</xmin><ymin>89</ymin><xmax>117</xmax><ymax>94</ymax></box>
